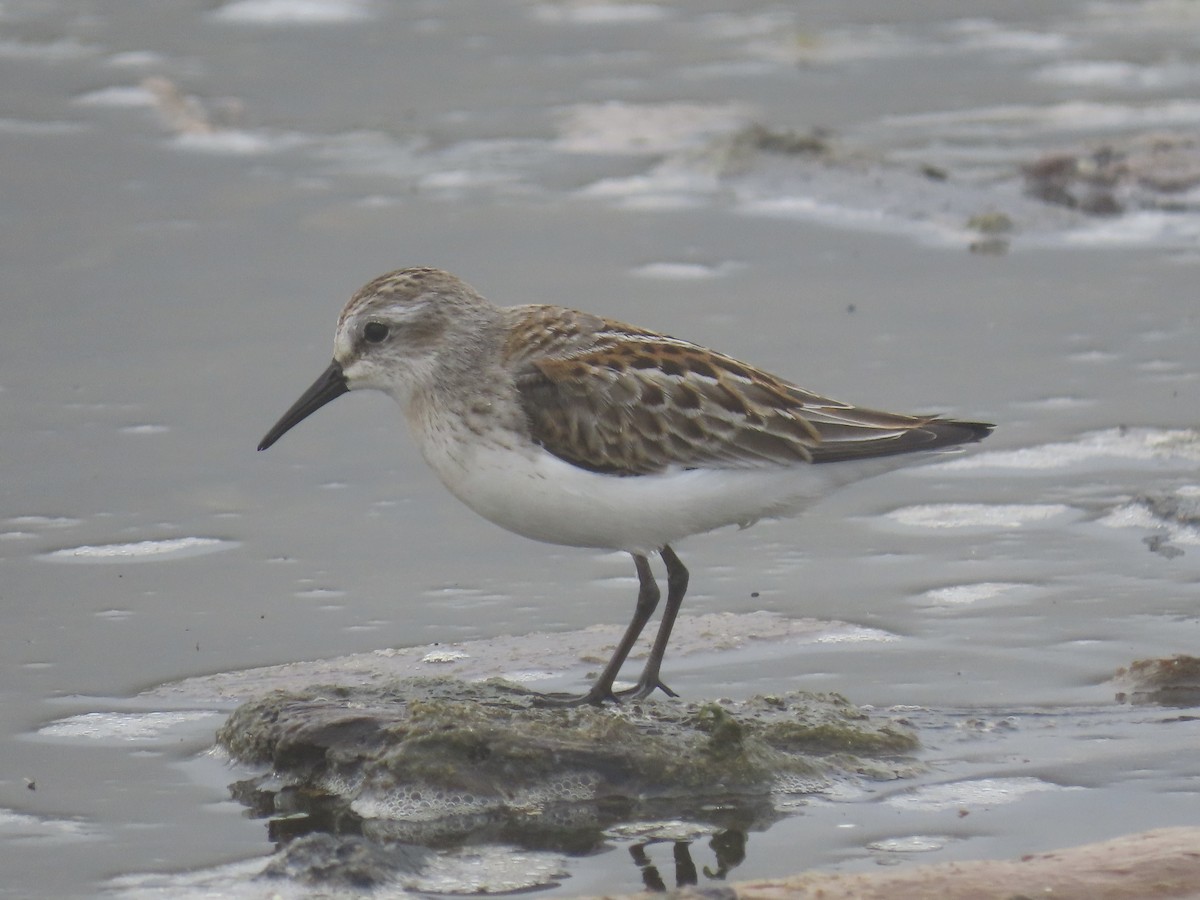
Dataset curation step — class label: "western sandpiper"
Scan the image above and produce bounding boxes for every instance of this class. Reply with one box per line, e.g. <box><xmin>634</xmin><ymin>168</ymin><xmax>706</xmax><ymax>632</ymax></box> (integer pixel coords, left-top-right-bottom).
<box><xmin>259</xmin><ymin>267</ymin><xmax>992</xmax><ymax>705</ymax></box>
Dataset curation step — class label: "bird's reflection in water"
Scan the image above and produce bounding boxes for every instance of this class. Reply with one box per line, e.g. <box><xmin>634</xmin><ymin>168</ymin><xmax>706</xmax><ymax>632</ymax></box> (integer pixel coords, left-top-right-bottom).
<box><xmin>630</xmin><ymin>828</ymin><xmax>747</xmax><ymax>891</ymax></box>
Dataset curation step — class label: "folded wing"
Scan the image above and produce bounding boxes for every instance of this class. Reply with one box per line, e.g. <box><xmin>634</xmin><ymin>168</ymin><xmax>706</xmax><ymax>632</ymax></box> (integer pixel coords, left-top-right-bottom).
<box><xmin>509</xmin><ymin>308</ymin><xmax>991</xmax><ymax>476</ymax></box>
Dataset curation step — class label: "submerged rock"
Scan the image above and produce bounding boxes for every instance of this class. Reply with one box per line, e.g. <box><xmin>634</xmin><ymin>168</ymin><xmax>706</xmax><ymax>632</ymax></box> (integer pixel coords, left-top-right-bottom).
<box><xmin>1114</xmin><ymin>656</ymin><xmax>1200</xmax><ymax>707</ymax></box>
<box><xmin>1023</xmin><ymin>135</ymin><xmax>1200</xmax><ymax>217</ymax></box>
<box><xmin>217</xmin><ymin>678</ymin><xmax>918</xmax><ymax>887</ymax></box>
<box><xmin>260</xmin><ymin>832</ymin><xmax>428</xmax><ymax>888</ymax></box>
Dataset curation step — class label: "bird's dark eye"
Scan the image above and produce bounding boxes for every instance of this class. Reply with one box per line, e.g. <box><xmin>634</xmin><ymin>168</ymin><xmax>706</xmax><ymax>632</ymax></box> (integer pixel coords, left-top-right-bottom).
<box><xmin>363</xmin><ymin>322</ymin><xmax>389</xmax><ymax>343</ymax></box>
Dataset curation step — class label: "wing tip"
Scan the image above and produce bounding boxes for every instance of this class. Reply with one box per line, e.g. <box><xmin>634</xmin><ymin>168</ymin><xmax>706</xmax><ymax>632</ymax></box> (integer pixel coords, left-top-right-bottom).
<box><xmin>808</xmin><ymin>416</ymin><xmax>994</xmax><ymax>463</ymax></box>
<box><xmin>937</xmin><ymin>419</ymin><xmax>995</xmax><ymax>445</ymax></box>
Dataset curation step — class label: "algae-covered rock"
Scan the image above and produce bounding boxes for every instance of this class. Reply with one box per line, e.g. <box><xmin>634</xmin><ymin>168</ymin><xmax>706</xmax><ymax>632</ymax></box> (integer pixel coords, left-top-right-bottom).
<box><xmin>218</xmin><ymin>677</ymin><xmax>917</xmax><ymax>878</ymax></box>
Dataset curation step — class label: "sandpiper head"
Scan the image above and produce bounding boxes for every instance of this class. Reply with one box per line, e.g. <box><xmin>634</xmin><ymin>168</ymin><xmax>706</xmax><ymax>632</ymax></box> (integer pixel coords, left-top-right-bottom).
<box><xmin>258</xmin><ymin>267</ymin><xmax>486</xmax><ymax>451</ymax></box>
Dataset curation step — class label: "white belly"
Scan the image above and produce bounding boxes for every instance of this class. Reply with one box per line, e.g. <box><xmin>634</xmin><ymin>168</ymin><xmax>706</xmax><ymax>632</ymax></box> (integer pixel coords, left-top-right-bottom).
<box><xmin>415</xmin><ymin>427</ymin><xmax>863</xmax><ymax>555</ymax></box>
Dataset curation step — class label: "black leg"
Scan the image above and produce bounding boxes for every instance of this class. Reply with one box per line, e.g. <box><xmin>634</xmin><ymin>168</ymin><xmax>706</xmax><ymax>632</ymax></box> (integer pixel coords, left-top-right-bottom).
<box><xmin>536</xmin><ymin>552</ymin><xmax>661</xmax><ymax>707</ymax></box>
<box><xmin>618</xmin><ymin>544</ymin><xmax>688</xmax><ymax>701</ymax></box>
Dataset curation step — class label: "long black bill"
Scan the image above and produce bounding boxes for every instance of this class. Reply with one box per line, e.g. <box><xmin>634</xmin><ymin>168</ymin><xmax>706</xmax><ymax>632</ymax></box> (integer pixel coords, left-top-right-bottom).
<box><xmin>257</xmin><ymin>360</ymin><xmax>349</xmax><ymax>451</ymax></box>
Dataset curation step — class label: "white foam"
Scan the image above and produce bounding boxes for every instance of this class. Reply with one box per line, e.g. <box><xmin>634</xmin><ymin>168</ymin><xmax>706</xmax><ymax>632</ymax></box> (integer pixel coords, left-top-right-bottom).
<box><xmin>39</xmin><ymin>711</ymin><xmax>220</xmax><ymax>741</ymax></box>
<box><xmin>887</xmin><ymin>503</ymin><xmax>1071</xmax><ymax>529</ymax></box>
<box><xmin>630</xmin><ymin>261</ymin><xmax>741</xmax><ymax>280</ymax></box>
<box><xmin>0</xmin><ymin>808</ymin><xmax>97</xmax><ymax>843</ymax></box>
<box><xmin>531</xmin><ymin>3</ymin><xmax>669</xmax><ymax>24</ymax></box>
<box><xmin>578</xmin><ymin>167</ymin><xmax>716</xmax><ymax>209</ymax></box>
<box><xmin>1067</xmin><ymin>350</ymin><xmax>1121</xmax><ymax>363</ymax></box>
<box><xmin>737</xmin><ymin>193</ymin><xmax>979</xmax><ymax>249</ymax></box>
<box><xmin>170</xmin><ymin>129</ymin><xmax>305</xmax><ymax>155</ymax></box>
<box><xmin>1033</xmin><ymin>60</ymin><xmax>1198</xmax><ymax>90</ymax></box>
<box><xmin>556</xmin><ymin>101</ymin><xmax>749</xmax><ymax>155</ymax></box>
<box><xmin>96</xmin><ymin>608</ymin><xmax>134</xmax><ymax>621</ymax></box>
<box><xmin>1064</xmin><ymin>211</ymin><xmax>1200</xmax><ymax>247</ymax></box>
<box><xmin>413</xmin><ymin>846</ymin><xmax>567</xmax><ymax>894</ymax></box>
<box><xmin>813</xmin><ymin>624</ymin><xmax>899</xmax><ymax>644</ymax></box>
<box><xmin>1010</xmin><ymin>396</ymin><xmax>1096</xmax><ymax>411</ymax></box>
<box><xmin>886</xmin><ymin>776</ymin><xmax>1063</xmax><ymax>811</ymax></box>
<box><xmin>211</xmin><ymin>0</ymin><xmax>373</xmax><ymax>25</ymax></box>
<box><xmin>105</xmin><ymin>859</ymin><xmax>270</xmax><ymax>899</ymax></box>
<box><xmin>917</xmin><ymin>582</ymin><xmax>1027</xmax><ymax>606</ymax></box>
<box><xmin>946</xmin><ymin>19</ymin><xmax>1072</xmax><ymax>54</ymax></box>
<box><xmin>1098</xmin><ymin>502</ymin><xmax>1200</xmax><ymax>545</ymax></box>
<box><xmin>43</xmin><ymin>537</ymin><xmax>237</xmax><ymax>563</ymax></box>
<box><xmin>867</xmin><ymin>834</ymin><xmax>950</xmax><ymax>852</ymax></box>
<box><xmin>107</xmin><ymin>51</ymin><xmax>168</xmax><ymax>68</ymax></box>
<box><xmin>935</xmin><ymin>428</ymin><xmax>1200</xmax><ymax>472</ymax></box>
<box><xmin>421</xmin><ymin>649</ymin><xmax>470</xmax><ymax>664</ymax></box>
<box><xmin>75</xmin><ymin>85</ymin><xmax>159</xmax><ymax>108</ymax></box>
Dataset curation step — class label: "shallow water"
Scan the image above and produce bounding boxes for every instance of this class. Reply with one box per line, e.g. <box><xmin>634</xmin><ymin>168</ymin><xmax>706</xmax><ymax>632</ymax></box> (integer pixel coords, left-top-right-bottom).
<box><xmin>2</xmin><ymin>0</ymin><xmax>1199</xmax><ymax>897</ymax></box>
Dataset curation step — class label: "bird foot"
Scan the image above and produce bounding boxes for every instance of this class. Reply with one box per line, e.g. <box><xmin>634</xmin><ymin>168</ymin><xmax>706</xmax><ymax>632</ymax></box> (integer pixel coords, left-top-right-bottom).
<box><xmin>615</xmin><ymin>677</ymin><xmax>678</xmax><ymax>701</ymax></box>
<box><xmin>531</xmin><ymin>677</ymin><xmax>678</xmax><ymax>707</ymax></box>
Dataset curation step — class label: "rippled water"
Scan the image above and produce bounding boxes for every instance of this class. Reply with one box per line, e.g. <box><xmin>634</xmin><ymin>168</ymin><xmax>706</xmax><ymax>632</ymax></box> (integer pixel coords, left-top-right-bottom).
<box><xmin>2</xmin><ymin>0</ymin><xmax>1198</xmax><ymax>897</ymax></box>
